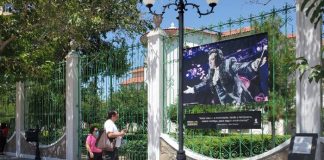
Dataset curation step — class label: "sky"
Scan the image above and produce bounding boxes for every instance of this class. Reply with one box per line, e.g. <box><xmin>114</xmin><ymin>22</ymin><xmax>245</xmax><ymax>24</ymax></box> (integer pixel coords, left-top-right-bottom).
<box><xmin>139</xmin><ymin>0</ymin><xmax>296</xmax><ymax>30</ymax></box>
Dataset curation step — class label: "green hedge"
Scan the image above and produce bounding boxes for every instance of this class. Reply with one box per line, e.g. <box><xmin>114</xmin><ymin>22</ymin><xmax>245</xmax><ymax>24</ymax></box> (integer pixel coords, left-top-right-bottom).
<box><xmin>119</xmin><ymin>134</ymin><xmax>147</xmax><ymax>159</ymax></box>
<box><xmin>185</xmin><ymin>134</ymin><xmax>290</xmax><ymax>159</ymax></box>
<box><xmin>81</xmin><ymin>132</ymin><xmax>290</xmax><ymax>159</ymax></box>
<box><xmin>119</xmin><ymin>133</ymin><xmax>289</xmax><ymax>159</ymax></box>
<box><xmin>124</xmin><ymin>133</ymin><xmax>147</xmax><ymax>141</ymax></box>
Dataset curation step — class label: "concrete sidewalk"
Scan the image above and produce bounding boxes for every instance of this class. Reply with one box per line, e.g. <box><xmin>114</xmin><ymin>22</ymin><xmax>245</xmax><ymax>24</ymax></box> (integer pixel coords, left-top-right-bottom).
<box><xmin>0</xmin><ymin>154</ymin><xmax>33</xmax><ymax>160</ymax></box>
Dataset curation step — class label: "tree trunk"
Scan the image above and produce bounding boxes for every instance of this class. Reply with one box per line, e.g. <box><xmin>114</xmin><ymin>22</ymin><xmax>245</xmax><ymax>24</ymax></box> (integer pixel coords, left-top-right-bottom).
<box><xmin>0</xmin><ymin>36</ymin><xmax>16</xmax><ymax>54</ymax></box>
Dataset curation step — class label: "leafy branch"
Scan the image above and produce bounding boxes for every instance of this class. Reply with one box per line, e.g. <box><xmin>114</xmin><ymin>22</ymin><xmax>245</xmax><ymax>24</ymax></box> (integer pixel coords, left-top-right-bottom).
<box><xmin>293</xmin><ymin>57</ymin><xmax>324</xmax><ymax>83</ymax></box>
<box><xmin>301</xmin><ymin>0</ymin><xmax>324</xmax><ymax>28</ymax></box>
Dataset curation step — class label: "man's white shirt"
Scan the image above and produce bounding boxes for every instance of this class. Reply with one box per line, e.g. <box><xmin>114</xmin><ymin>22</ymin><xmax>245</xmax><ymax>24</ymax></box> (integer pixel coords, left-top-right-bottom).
<box><xmin>104</xmin><ymin>119</ymin><xmax>122</xmax><ymax>147</ymax></box>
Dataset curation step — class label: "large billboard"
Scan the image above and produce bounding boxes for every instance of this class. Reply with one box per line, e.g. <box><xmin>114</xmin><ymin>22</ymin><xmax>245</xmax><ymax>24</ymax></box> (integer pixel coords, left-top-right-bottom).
<box><xmin>183</xmin><ymin>33</ymin><xmax>268</xmax><ymax>106</ymax></box>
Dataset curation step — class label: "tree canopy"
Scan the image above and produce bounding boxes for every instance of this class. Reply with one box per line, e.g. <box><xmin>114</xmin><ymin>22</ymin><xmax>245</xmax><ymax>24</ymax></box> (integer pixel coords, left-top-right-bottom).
<box><xmin>0</xmin><ymin>1</ymin><xmax>150</xmax><ymax>82</ymax></box>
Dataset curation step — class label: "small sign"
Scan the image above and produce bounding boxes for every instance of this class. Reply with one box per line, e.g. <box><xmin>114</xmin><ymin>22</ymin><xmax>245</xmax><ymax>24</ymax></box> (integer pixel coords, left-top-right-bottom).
<box><xmin>292</xmin><ymin>136</ymin><xmax>313</xmax><ymax>154</ymax></box>
<box><xmin>288</xmin><ymin>133</ymin><xmax>318</xmax><ymax>160</ymax></box>
<box><xmin>185</xmin><ymin>111</ymin><xmax>261</xmax><ymax>129</ymax></box>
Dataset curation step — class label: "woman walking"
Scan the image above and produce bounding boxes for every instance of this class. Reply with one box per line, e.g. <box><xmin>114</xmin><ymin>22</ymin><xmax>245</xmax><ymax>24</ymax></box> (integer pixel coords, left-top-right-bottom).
<box><xmin>85</xmin><ymin>126</ymin><xmax>102</xmax><ymax>160</ymax></box>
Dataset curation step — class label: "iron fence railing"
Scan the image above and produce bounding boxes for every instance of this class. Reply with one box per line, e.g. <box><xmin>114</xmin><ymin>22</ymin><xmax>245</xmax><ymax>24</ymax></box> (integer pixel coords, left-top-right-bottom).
<box><xmin>0</xmin><ymin>84</ymin><xmax>16</xmax><ymax>139</ymax></box>
<box><xmin>79</xmin><ymin>43</ymin><xmax>148</xmax><ymax>159</ymax></box>
<box><xmin>162</xmin><ymin>4</ymin><xmax>297</xmax><ymax>159</ymax></box>
<box><xmin>24</xmin><ymin>62</ymin><xmax>66</xmax><ymax>145</ymax></box>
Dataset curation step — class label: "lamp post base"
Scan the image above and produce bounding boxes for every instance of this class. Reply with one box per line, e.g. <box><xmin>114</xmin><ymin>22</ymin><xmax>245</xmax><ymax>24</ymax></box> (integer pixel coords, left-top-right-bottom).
<box><xmin>176</xmin><ymin>150</ymin><xmax>186</xmax><ymax>160</ymax></box>
<box><xmin>35</xmin><ymin>141</ymin><xmax>41</xmax><ymax>160</ymax></box>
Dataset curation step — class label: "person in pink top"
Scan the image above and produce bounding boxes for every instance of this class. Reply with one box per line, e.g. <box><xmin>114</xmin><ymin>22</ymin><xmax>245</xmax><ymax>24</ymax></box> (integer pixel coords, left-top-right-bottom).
<box><xmin>85</xmin><ymin>126</ymin><xmax>102</xmax><ymax>160</ymax></box>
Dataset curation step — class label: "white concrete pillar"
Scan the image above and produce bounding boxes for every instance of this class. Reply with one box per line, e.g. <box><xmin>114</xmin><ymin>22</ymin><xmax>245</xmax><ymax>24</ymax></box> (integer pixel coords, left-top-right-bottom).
<box><xmin>65</xmin><ymin>50</ymin><xmax>80</xmax><ymax>160</ymax></box>
<box><xmin>15</xmin><ymin>82</ymin><xmax>24</xmax><ymax>158</ymax></box>
<box><xmin>147</xmin><ymin>28</ymin><xmax>167</xmax><ymax>160</ymax></box>
<box><xmin>296</xmin><ymin>1</ymin><xmax>322</xmax><ymax>159</ymax></box>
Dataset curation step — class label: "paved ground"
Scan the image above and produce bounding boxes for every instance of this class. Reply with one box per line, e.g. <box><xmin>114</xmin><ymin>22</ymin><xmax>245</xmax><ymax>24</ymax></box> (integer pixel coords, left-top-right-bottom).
<box><xmin>0</xmin><ymin>154</ymin><xmax>33</xmax><ymax>160</ymax></box>
<box><xmin>0</xmin><ymin>154</ymin><xmax>126</xmax><ymax>159</ymax></box>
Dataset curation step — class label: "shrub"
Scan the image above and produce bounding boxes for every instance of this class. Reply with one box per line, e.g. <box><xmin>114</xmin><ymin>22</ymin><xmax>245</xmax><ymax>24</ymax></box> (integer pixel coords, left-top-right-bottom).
<box><xmin>184</xmin><ymin>134</ymin><xmax>290</xmax><ymax>159</ymax></box>
<box><xmin>119</xmin><ymin>134</ymin><xmax>148</xmax><ymax>159</ymax></box>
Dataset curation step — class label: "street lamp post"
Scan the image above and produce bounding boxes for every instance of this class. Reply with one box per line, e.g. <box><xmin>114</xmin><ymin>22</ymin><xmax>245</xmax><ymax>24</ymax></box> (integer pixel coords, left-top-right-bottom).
<box><xmin>143</xmin><ymin>0</ymin><xmax>218</xmax><ymax>159</ymax></box>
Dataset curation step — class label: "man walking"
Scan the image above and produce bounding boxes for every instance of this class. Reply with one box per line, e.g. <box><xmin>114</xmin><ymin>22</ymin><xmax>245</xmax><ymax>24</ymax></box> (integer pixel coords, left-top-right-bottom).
<box><xmin>103</xmin><ymin>111</ymin><xmax>126</xmax><ymax>160</ymax></box>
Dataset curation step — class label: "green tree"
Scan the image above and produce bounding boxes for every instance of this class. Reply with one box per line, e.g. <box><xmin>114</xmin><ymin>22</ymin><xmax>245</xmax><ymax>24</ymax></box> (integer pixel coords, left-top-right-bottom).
<box><xmin>0</xmin><ymin>85</ymin><xmax>16</xmax><ymax>126</ymax></box>
<box><xmin>110</xmin><ymin>85</ymin><xmax>147</xmax><ymax>111</ymax></box>
<box><xmin>0</xmin><ymin>1</ymin><xmax>150</xmax><ymax>136</ymax></box>
<box><xmin>0</xmin><ymin>1</ymin><xmax>150</xmax><ymax>82</ymax></box>
<box><xmin>81</xmin><ymin>84</ymin><xmax>147</xmax><ymax>132</ymax></box>
<box><xmin>253</xmin><ymin>15</ymin><xmax>296</xmax><ymax>145</ymax></box>
<box><xmin>81</xmin><ymin>80</ymin><xmax>104</xmax><ymax>125</ymax></box>
<box><xmin>107</xmin><ymin>85</ymin><xmax>147</xmax><ymax>132</ymax></box>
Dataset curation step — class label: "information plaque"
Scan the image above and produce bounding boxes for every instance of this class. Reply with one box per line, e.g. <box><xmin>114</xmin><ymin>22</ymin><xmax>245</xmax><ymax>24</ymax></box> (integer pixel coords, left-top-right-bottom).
<box><xmin>185</xmin><ymin>111</ymin><xmax>261</xmax><ymax>129</ymax></box>
<box><xmin>288</xmin><ymin>133</ymin><xmax>318</xmax><ymax>160</ymax></box>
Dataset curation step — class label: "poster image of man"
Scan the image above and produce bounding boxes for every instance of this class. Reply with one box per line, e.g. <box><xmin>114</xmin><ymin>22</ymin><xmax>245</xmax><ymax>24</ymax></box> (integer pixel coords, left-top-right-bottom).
<box><xmin>183</xmin><ymin>33</ymin><xmax>268</xmax><ymax>106</ymax></box>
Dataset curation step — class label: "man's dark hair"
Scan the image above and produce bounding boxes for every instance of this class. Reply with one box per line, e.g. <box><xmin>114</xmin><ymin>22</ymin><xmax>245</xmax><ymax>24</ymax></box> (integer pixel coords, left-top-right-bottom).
<box><xmin>107</xmin><ymin>111</ymin><xmax>117</xmax><ymax>119</ymax></box>
<box><xmin>89</xmin><ymin>125</ymin><xmax>97</xmax><ymax>134</ymax></box>
<box><xmin>208</xmin><ymin>49</ymin><xmax>224</xmax><ymax>66</ymax></box>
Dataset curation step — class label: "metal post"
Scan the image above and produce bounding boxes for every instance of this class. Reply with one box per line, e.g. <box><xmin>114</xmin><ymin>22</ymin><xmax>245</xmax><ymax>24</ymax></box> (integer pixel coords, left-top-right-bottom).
<box><xmin>176</xmin><ymin>0</ymin><xmax>186</xmax><ymax>159</ymax></box>
<box><xmin>35</xmin><ymin>126</ymin><xmax>41</xmax><ymax>160</ymax></box>
<box><xmin>145</xmin><ymin>1</ymin><xmax>216</xmax><ymax>159</ymax></box>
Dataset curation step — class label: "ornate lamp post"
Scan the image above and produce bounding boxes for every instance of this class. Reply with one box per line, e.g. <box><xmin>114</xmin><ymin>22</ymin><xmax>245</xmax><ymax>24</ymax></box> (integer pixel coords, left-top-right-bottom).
<box><xmin>143</xmin><ymin>0</ymin><xmax>218</xmax><ymax>159</ymax></box>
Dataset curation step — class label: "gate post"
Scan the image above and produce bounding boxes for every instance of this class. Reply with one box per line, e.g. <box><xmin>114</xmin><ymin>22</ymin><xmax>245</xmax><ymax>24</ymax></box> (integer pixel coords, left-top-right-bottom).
<box><xmin>296</xmin><ymin>0</ymin><xmax>322</xmax><ymax>159</ymax></box>
<box><xmin>65</xmin><ymin>50</ymin><xmax>80</xmax><ymax>160</ymax></box>
<box><xmin>15</xmin><ymin>82</ymin><xmax>24</xmax><ymax>158</ymax></box>
<box><xmin>147</xmin><ymin>28</ymin><xmax>167</xmax><ymax>160</ymax></box>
